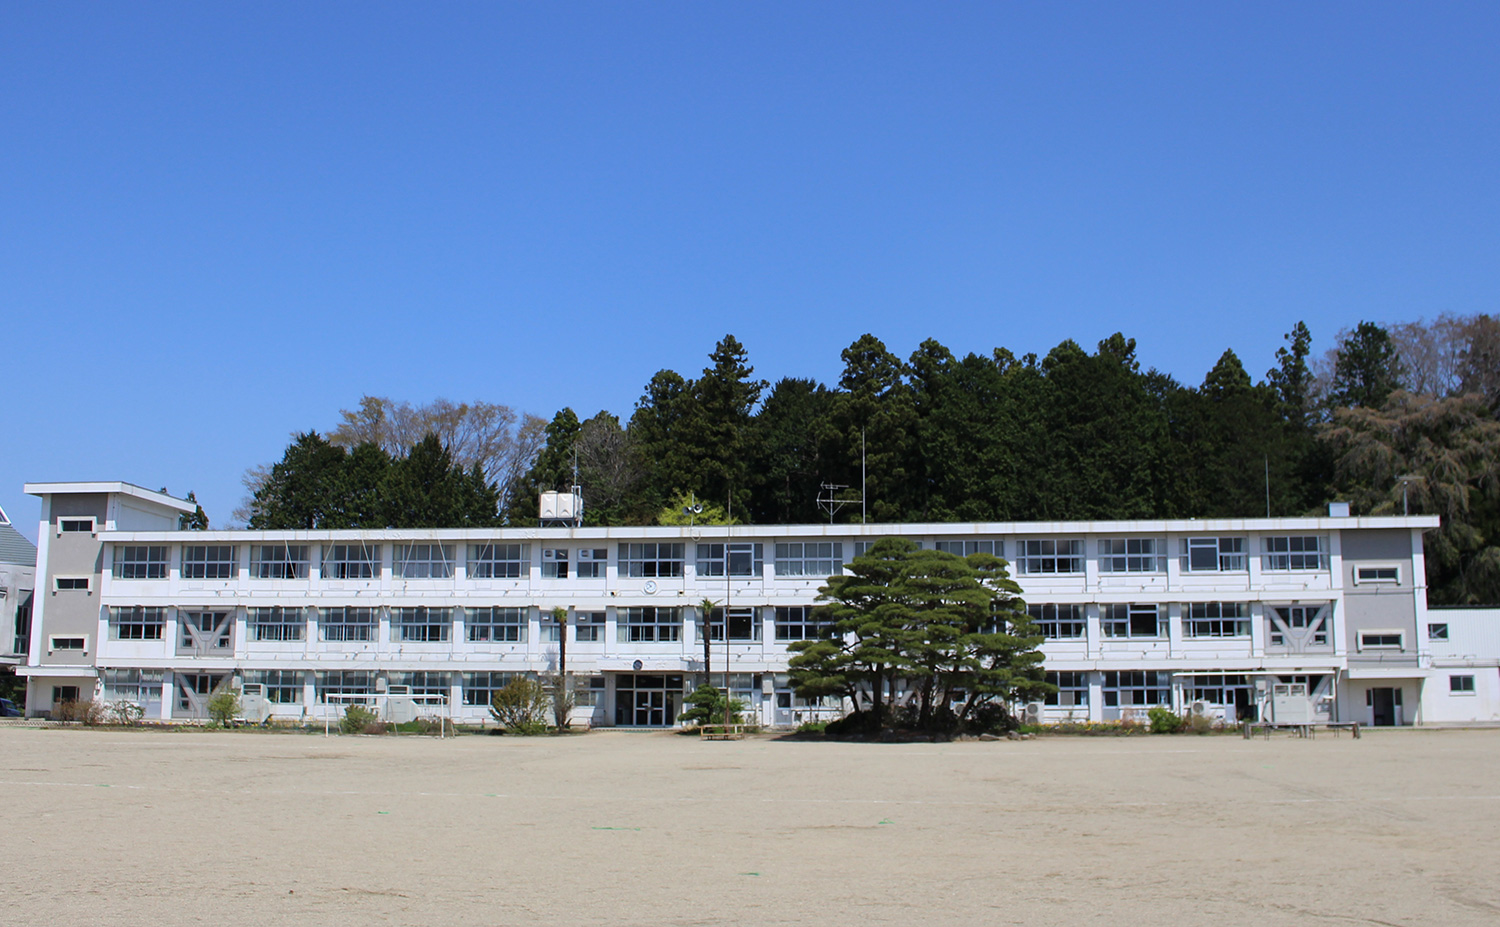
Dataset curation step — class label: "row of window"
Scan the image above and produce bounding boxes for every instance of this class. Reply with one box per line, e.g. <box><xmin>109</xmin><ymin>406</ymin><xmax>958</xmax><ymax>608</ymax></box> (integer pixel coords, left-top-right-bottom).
<box><xmin>1029</xmin><ymin>602</ymin><xmax>1270</xmax><ymax>640</ymax></box>
<box><xmin>101</xmin><ymin>535</ymin><xmax>1344</xmax><ymax>582</ymax></box>
<box><xmin>102</xmin><ymin>605</ymin><xmax>839</xmax><ymax>645</ymax></box>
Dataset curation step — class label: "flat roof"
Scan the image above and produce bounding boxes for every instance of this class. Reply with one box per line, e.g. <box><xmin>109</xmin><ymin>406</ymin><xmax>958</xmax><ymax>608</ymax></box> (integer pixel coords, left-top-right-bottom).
<box><xmin>24</xmin><ymin>481</ymin><xmax>198</xmax><ymax>514</ymax></box>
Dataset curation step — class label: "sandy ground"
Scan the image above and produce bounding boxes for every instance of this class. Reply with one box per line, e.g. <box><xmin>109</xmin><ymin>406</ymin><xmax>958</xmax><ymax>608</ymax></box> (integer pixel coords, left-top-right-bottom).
<box><xmin>1</xmin><ymin>726</ymin><xmax>1497</xmax><ymax>927</ymax></box>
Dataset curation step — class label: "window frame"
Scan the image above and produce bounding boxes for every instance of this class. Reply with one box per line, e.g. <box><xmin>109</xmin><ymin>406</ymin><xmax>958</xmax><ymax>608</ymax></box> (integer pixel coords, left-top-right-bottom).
<box><xmin>1027</xmin><ymin>603</ymin><xmax>1085</xmax><ymax>640</ymax></box>
<box><xmin>1354</xmin><ymin>565</ymin><xmax>1402</xmax><ymax>586</ymax></box>
<box><xmin>574</xmin><ymin>610</ymin><xmax>606</xmax><ymax>642</ymax></box>
<box><xmin>465</xmin><ymin>606</ymin><xmax>526</xmax><ymax>643</ymax></box>
<box><xmin>1101</xmin><ymin>603</ymin><xmax>1165</xmax><ymax>639</ymax></box>
<box><xmin>392</xmin><ymin>606</ymin><xmax>452</xmax><ymax>643</ymax></box>
<box><xmin>774</xmin><ymin>605</ymin><xmax>838</xmax><ymax>641</ymax></box>
<box><xmin>620</xmin><ymin>606</ymin><xmax>681</xmax><ymax>642</ymax></box>
<box><xmin>1357</xmin><ymin>629</ymin><xmax>1405</xmax><ymax>651</ymax></box>
<box><xmin>1427</xmin><ymin>622</ymin><xmax>1450</xmax><ymax>642</ymax></box>
<box><xmin>249</xmin><ymin>606</ymin><xmax>305</xmax><ymax>642</ymax></box>
<box><xmin>1097</xmin><ymin>538</ymin><xmax>1165</xmax><ymax>574</ymax></box>
<box><xmin>696</xmin><ymin>543</ymin><xmax>764</xmax><ymax>578</ymax></box>
<box><xmin>468</xmin><ymin>543</ymin><xmax>529</xmax><ymax>580</ymax></box>
<box><xmin>249</xmin><ymin>544</ymin><xmax>310</xmax><ymax>580</ymax></box>
<box><xmin>393</xmin><ymin>543</ymin><xmax>454</xmax><ymax>579</ymax></box>
<box><xmin>113</xmin><ymin>545</ymin><xmax>169</xmax><ymax>580</ymax></box>
<box><xmin>1261</xmin><ymin>535</ymin><xmax>1329</xmax><ymax>572</ymax></box>
<box><xmin>48</xmin><ymin>634</ymin><xmax>88</xmax><ymax>653</ymax></box>
<box><xmin>318</xmin><ymin>606</ymin><xmax>377</xmax><ymax>643</ymax></box>
<box><xmin>1181</xmin><ymin>537</ymin><xmax>1247</xmax><ymax>573</ymax></box>
<box><xmin>618</xmin><ymin>543</ymin><xmax>685</xmax><ymax>578</ymax></box>
<box><xmin>774</xmin><ymin>542</ymin><xmax>844</xmax><ymax>577</ymax></box>
<box><xmin>109</xmin><ymin>605</ymin><xmax>166</xmax><ymax>641</ymax></box>
<box><xmin>1449</xmin><ymin>674</ymin><xmax>1476</xmax><ymax>694</ymax></box>
<box><xmin>575</xmin><ymin>548</ymin><xmax>608</xmax><ymax>579</ymax></box>
<box><xmin>323</xmin><ymin>543</ymin><xmax>382</xmax><ymax>580</ymax></box>
<box><xmin>1015</xmin><ymin>539</ymin><xmax>1085</xmax><ymax>575</ymax></box>
<box><xmin>53</xmin><ymin>575</ymin><xmax>91</xmax><ymax>592</ymax></box>
<box><xmin>57</xmin><ymin>517</ymin><xmax>96</xmax><ymax>535</ymax></box>
<box><xmin>181</xmin><ymin>545</ymin><xmax>237</xmax><ymax>580</ymax></box>
<box><xmin>1183</xmin><ymin>602</ymin><xmax>1250</xmax><ymax>638</ymax></box>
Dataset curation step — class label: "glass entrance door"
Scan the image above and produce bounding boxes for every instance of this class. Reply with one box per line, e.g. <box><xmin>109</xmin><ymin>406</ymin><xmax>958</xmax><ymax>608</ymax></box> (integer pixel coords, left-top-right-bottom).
<box><xmin>613</xmin><ymin>674</ymin><xmax>681</xmax><ymax>726</ymax></box>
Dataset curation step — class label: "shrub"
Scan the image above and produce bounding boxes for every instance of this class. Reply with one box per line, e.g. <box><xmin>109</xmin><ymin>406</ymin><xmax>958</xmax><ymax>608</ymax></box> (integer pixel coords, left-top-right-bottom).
<box><xmin>795</xmin><ymin>720</ymin><xmax>829</xmax><ymax>735</ymax></box>
<box><xmin>207</xmin><ymin>689</ymin><xmax>242</xmax><ymax>726</ymax></box>
<box><xmin>340</xmin><ymin>704</ymin><xmax>380</xmax><ymax>734</ymax></box>
<box><xmin>108</xmin><ymin>700</ymin><xmax>145</xmax><ymax>726</ymax></box>
<box><xmin>53</xmin><ymin>699</ymin><xmax>106</xmax><ymax>725</ymax></box>
<box><xmin>489</xmin><ymin>677</ymin><xmax>550</xmax><ymax>735</ymax></box>
<box><xmin>823</xmin><ymin>711</ymin><xmax>881</xmax><ymax>737</ymax></box>
<box><xmin>680</xmin><ymin>685</ymin><xmax>746</xmax><ymax>726</ymax></box>
<box><xmin>1147</xmin><ymin>706</ymin><xmax>1185</xmax><ymax>734</ymax></box>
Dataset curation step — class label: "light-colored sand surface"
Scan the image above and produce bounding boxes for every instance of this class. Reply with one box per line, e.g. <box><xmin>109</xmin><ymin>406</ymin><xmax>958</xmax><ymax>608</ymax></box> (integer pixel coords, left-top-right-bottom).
<box><xmin>1</xmin><ymin>726</ymin><xmax>1497</xmax><ymax>926</ymax></box>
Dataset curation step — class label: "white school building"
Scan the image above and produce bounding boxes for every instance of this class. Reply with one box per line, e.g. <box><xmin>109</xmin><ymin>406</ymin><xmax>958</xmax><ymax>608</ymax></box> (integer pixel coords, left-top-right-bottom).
<box><xmin>16</xmin><ymin>481</ymin><xmax>1500</xmax><ymax>728</ymax></box>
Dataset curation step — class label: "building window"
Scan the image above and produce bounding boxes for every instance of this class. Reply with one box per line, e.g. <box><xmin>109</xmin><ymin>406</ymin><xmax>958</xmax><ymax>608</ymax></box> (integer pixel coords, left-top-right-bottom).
<box><xmin>619</xmin><ymin>543</ymin><xmax>684</xmax><ymax>578</ymax></box>
<box><xmin>621</xmin><ymin>606</ymin><xmax>681</xmax><ymax>642</ymax></box>
<box><xmin>1355</xmin><ymin>566</ymin><xmax>1401</xmax><ymax>585</ymax></box>
<box><xmin>466</xmin><ymin>606</ymin><xmax>525</xmax><ymax>643</ymax></box>
<box><xmin>316</xmin><ymin>670</ymin><xmax>375</xmax><ymax>704</ymax></box>
<box><xmin>13</xmin><ymin>595</ymin><xmax>31</xmax><ymax>654</ymax></box>
<box><xmin>245</xmin><ymin>670</ymin><xmax>303</xmax><ymax>704</ymax></box>
<box><xmin>463</xmin><ymin>671</ymin><xmax>527</xmax><ymax>706</ymax></box>
<box><xmin>1184</xmin><ymin>602</ymin><xmax>1250</xmax><ymax>638</ymax></box>
<box><xmin>324</xmin><ymin>544</ymin><xmax>381</xmax><ymax>579</ymax></box>
<box><xmin>1102</xmin><ymin>671</ymin><xmax>1170</xmax><ymax>707</ymax></box>
<box><xmin>250</xmin><ymin>545</ymin><xmax>309</xmax><ymax>580</ymax></box>
<box><xmin>1044</xmin><ymin>671</ymin><xmax>1089</xmax><ymax>707</ymax></box>
<box><xmin>541</xmin><ymin>549</ymin><xmax>570</xmax><ymax>579</ymax></box>
<box><xmin>1097</xmin><ymin>538</ymin><xmax>1165</xmax><ymax>573</ymax></box>
<box><xmin>575</xmin><ymin>675</ymin><xmax>606</xmax><ymax>708</ymax></box>
<box><xmin>249</xmin><ymin>607</ymin><xmax>304</xmax><ymax>642</ymax></box>
<box><xmin>389</xmin><ymin>671</ymin><xmax>451</xmax><ymax>699</ymax></box>
<box><xmin>1183</xmin><ymin>674</ymin><xmax>1252</xmax><ymax>707</ymax></box>
<box><xmin>697</xmin><ymin>543</ymin><xmax>764</xmax><ymax>577</ymax></box>
<box><xmin>114</xmin><ymin>546</ymin><xmax>168</xmax><ymax>579</ymax></box>
<box><xmin>392</xmin><ymin>607</ymin><xmax>451</xmax><ymax>643</ymax></box>
<box><xmin>774</xmin><ymin>542</ymin><xmax>843</xmax><ymax>577</ymax></box>
<box><xmin>1027</xmin><ymin>604</ymin><xmax>1085</xmax><ymax>640</ymax></box>
<box><xmin>1450</xmin><ymin>675</ymin><xmax>1476</xmax><ymax>694</ymax></box>
<box><xmin>179</xmin><ymin>610</ymin><xmax>233</xmax><ymax>651</ymax></box>
<box><xmin>182</xmin><ymin>545</ymin><xmax>237</xmax><ymax>580</ymax></box>
<box><xmin>109</xmin><ymin>606</ymin><xmax>165</xmax><ymax>641</ymax></box>
<box><xmin>1015</xmin><ymin>539</ymin><xmax>1084</xmax><ymax>575</ymax></box>
<box><xmin>575</xmin><ymin>611</ymin><xmax>606</xmax><ymax>642</ymax></box>
<box><xmin>1262</xmin><ymin>536</ymin><xmax>1328</xmax><ymax>571</ymax></box>
<box><xmin>701</xmin><ymin>607</ymin><xmax>760</xmax><ymax>642</ymax></box>
<box><xmin>53</xmin><ymin>685</ymin><xmax>81</xmax><ymax>704</ymax></box>
<box><xmin>1428</xmin><ymin>623</ymin><xmax>1450</xmax><ymax>641</ymax></box>
<box><xmin>775</xmin><ymin>606</ymin><xmax>837</xmax><ymax>641</ymax></box>
<box><xmin>101</xmin><ymin>669</ymin><xmax>163</xmax><ymax>710</ymax></box>
<box><xmin>54</xmin><ymin>576</ymin><xmax>91</xmax><ymax>592</ymax></box>
<box><xmin>1181</xmin><ymin>537</ymin><xmax>1246</xmax><ymax>572</ymax></box>
<box><xmin>576</xmin><ymin>549</ymin><xmax>607</xmax><ymax>578</ymax></box>
<box><xmin>934</xmin><ymin>540</ymin><xmax>1003</xmax><ymax>558</ymax></box>
<box><xmin>1358</xmin><ymin>630</ymin><xmax>1404</xmax><ymax>651</ymax></box>
<box><xmin>469</xmin><ymin>543</ymin><xmax>528</xmax><ymax>579</ymax></box>
<box><xmin>58</xmin><ymin>517</ymin><xmax>95</xmax><ymax>534</ymax></box>
<box><xmin>49</xmin><ymin>635</ymin><xmax>87</xmax><ymax>652</ymax></box>
<box><xmin>394</xmin><ymin>544</ymin><xmax>453</xmax><ymax>579</ymax></box>
<box><xmin>319</xmin><ymin>607</ymin><xmax>376</xmax><ymax>642</ymax></box>
<box><xmin>1101</xmin><ymin>604</ymin><xmax>1164</xmax><ymax>638</ymax></box>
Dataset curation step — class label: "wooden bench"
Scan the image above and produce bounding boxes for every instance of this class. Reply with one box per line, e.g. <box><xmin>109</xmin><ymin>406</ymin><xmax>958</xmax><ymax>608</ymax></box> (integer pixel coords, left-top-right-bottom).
<box><xmin>699</xmin><ymin>724</ymin><xmax>748</xmax><ymax>740</ymax></box>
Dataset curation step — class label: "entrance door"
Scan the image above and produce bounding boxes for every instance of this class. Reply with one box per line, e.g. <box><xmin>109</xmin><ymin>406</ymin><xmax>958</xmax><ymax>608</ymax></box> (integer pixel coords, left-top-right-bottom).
<box><xmin>613</xmin><ymin>674</ymin><xmax>681</xmax><ymax>726</ymax></box>
<box><xmin>1370</xmin><ymin>687</ymin><xmax>1396</xmax><ymax>726</ymax></box>
<box><xmin>635</xmin><ymin>691</ymin><xmax>666</xmax><ymax>726</ymax></box>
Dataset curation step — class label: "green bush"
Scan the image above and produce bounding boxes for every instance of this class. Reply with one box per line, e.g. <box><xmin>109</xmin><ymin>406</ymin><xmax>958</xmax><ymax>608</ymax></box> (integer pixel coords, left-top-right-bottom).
<box><xmin>795</xmin><ymin>720</ymin><xmax>829</xmax><ymax>734</ymax></box>
<box><xmin>680</xmin><ymin>685</ymin><xmax>746</xmax><ymax>726</ymax></box>
<box><xmin>489</xmin><ymin>677</ymin><xmax>550</xmax><ymax>735</ymax></box>
<box><xmin>1147</xmin><ymin>706</ymin><xmax>1185</xmax><ymax>734</ymax></box>
<box><xmin>340</xmin><ymin>704</ymin><xmax>380</xmax><ymax>734</ymax></box>
<box><xmin>207</xmin><ymin>689</ymin><xmax>242</xmax><ymax>726</ymax></box>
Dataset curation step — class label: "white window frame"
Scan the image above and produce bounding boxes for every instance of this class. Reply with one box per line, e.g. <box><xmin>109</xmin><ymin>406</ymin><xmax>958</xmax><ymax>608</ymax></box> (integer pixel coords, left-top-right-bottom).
<box><xmin>1261</xmin><ymin>536</ymin><xmax>1329</xmax><ymax>572</ymax></box>
<box><xmin>1357</xmin><ymin>629</ymin><xmax>1405</xmax><ymax>652</ymax></box>
<box><xmin>113</xmin><ymin>545</ymin><xmax>169</xmax><ymax>580</ymax></box>
<box><xmin>1354</xmin><ymin>565</ymin><xmax>1402</xmax><ymax>585</ymax></box>
<box><xmin>1015</xmin><ymin>539</ymin><xmax>1084</xmax><ymax>575</ymax></box>
<box><xmin>249</xmin><ymin>606</ymin><xmax>305</xmax><ymax>642</ymax></box>
<box><xmin>774</xmin><ymin>542</ymin><xmax>843</xmax><ymax>577</ymax></box>
<box><xmin>53</xmin><ymin>575</ymin><xmax>92</xmax><ymax>593</ymax></box>
<box><xmin>469</xmin><ymin>543</ymin><xmax>529</xmax><ymax>579</ymax></box>
<box><xmin>57</xmin><ymin>516</ymin><xmax>96</xmax><ymax>536</ymax></box>
<box><xmin>1181</xmin><ymin>537</ymin><xmax>1247</xmax><ymax>573</ymax></box>
<box><xmin>1097</xmin><ymin>538</ymin><xmax>1165</xmax><ymax>574</ymax></box>
<box><xmin>1449</xmin><ymin>674</ymin><xmax>1476</xmax><ymax>694</ymax></box>
<box><xmin>323</xmin><ymin>544</ymin><xmax>382</xmax><ymax>580</ymax></box>
<box><xmin>48</xmin><ymin>634</ymin><xmax>89</xmax><ymax>654</ymax></box>
<box><xmin>181</xmin><ymin>545</ymin><xmax>238</xmax><ymax>580</ymax></box>
<box><xmin>576</xmin><ymin>549</ymin><xmax>608</xmax><ymax>579</ymax></box>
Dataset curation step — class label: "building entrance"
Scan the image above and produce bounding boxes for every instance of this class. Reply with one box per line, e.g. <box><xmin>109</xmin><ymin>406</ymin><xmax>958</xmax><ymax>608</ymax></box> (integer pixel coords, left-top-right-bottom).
<box><xmin>613</xmin><ymin>674</ymin><xmax>682</xmax><ymax>727</ymax></box>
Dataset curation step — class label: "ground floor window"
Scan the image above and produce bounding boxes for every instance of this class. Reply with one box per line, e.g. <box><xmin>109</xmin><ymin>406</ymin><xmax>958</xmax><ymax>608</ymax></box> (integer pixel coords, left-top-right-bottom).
<box><xmin>1102</xmin><ymin>671</ymin><xmax>1170</xmax><ymax>707</ymax></box>
<box><xmin>101</xmin><ymin>669</ymin><xmax>164</xmax><ymax>713</ymax></box>
<box><xmin>1450</xmin><ymin>675</ymin><xmax>1476</xmax><ymax>693</ymax></box>
<box><xmin>389</xmin><ymin>671</ymin><xmax>451</xmax><ymax>699</ymax></box>
<box><xmin>1184</xmin><ymin>603</ymin><xmax>1249</xmax><ymax>638</ymax></box>
<box><xmin>463</xmin><ymin>671</ymin><xmax>528</xmax><ymax>706</ymax></box>
<box><xmin>574</xmin><ymin>675</ymin><xmax>606</xmax><ymax>707</ymax></box>
<box><xmin>245</xmin><ymin>670</ymin><xmax>304</xmax><ymax>703</ymax></box>
<box><xmin>317</xmin><ymin>670</ymin><xmax>376</xmax><ymax>704</ymax></box>
<box><xmin>1044</xmin><ymin>671</ymin><xmax>1089</xmax><ymax>707</ymax></box>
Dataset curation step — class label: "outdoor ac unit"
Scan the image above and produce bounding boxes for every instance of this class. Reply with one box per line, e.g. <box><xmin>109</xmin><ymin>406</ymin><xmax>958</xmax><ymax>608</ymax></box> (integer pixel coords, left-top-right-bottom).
<box><xmin>1190</xmin><ymin>700</ymin><xmax>1209</xmax><ymax>716</ymax></box>
<box><xmin>1023</xmin><ymin>701</ymin><xmax>1044</xmax><ymax>724</ymax></box>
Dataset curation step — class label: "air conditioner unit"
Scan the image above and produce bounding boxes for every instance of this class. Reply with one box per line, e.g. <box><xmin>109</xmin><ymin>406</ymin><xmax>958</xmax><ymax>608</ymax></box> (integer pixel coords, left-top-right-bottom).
<box><xmin>1023</xmin><ymin>701</ymin><xmax>1044</xmax><ymax>724</ymax></box>
<box><xmin>1190</xmin><ymin>700</ymin><xmax>1209</xmax><ymax>716</ymax></box>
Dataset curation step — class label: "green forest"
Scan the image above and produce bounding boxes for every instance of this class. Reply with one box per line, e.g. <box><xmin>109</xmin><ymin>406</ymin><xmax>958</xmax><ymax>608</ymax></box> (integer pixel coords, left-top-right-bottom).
<box><xmin>244</xmin><ymin>315</ymin><xmax>1500</xmax><ymax>605</ymax></box>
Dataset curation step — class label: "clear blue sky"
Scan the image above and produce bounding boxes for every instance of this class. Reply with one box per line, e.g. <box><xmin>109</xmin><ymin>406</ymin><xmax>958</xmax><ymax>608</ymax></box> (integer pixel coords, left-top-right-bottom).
<box><xmin>4</xmin><ymin>3</ymin><xmax>1498</xmax><ymax>539</ymax></box>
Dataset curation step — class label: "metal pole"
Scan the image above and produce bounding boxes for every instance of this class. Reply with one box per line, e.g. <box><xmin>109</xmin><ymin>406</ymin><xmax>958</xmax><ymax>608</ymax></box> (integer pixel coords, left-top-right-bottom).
<box><xmin>724</xmin><ymin>540</ymin><xmax>731</xmax><ymax>728</ymax></box>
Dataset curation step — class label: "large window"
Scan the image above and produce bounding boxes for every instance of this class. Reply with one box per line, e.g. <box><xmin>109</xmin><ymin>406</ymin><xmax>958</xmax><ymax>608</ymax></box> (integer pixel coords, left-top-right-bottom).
<box><xmin>1015</xmin><ymin>539</ymin><xmax>1084</xmax><ymax>575</ymax></box>
<box><xmin>1097</xmin><ymin>539</ymin><xmax>1164</xmax><ymax>574</ymax></box>
<box><xmin>934</xmin><ymin>540</ymin><xmax>1003</xmax><ymax>558</ymax></box>
<box><xmin>1270</xmin><ymin>605</ymin><xmax>1329</xmax><ymax>647</ymax></box>
<box><xmin>1262</xmin><ymin>536</ymin><xmax>1328</xmax><ymax>571</ymax></box>
<box><xmin>576</xmin><ymin>549</ymin><xmax>607</xmax><ymax>578</ymax></box>
<box><xmin>701</xmin><ymin>607</ymin><xmax>760</xmax><ymax>642</ymax></box>
<box><xmin>1101</xmin><ymin>604</ymin><xmax>1164</xmax><ymax>638</ymax></box>
<box><xmin>1028</xmin><ymin>604</ymin><xmax>1085</xmax><ymax>639</ymax></box>
<box><xmin>319</xmin><ymin>606</ymin><xmax>376</xmax><ymax>642</ymax></box>
<box><xmin>469</xmin><ymin>543</ymin><xmax>529</xmax><ymax>579</ymax></box>
<box><xmin>775</xmin><ymin>606</ymin><xmax>837</xmax><ymax>641</ymax></box>
<box><xmin>109</xmin><ymin>606</ymin><xmax>165</xmax><ymax>641</ymax></box>
<box><xmin>697</xmin><ymin>543</ymin><xmax>764</xmax><ymax>577</ymax></box>
<box><xmin>575</xmin><ymin>611</ymin><xmax>606</xmax><ymax>642</ymax></box>
<box><xmin>179</xmin><ymin>610</ymin><xmax>233</xmax><ymax>651</ymax></box>
<box><xmin>13</xmin><ymin>595</ymin><xmax>30</xmax><ymax>655</ymax></box>
<box><xmin>619</xmin><ymin>543</ymin><xmax>684</xmax><ymax>578</ymax></box>
<box><xmin>250</xmin><ymin>544</ymin><xmax>309</xmax><ymax>580</ymax></box>
<box><xmin>1182</xmin><ymin>537</ymin><xmax>1246</xmax><ymax>572</ymax></box>
<box><xmin>1044</xmin><ymin>671</ymin><xmax>1089</xmax><ymax>707</ymax></box>
<box><xmin>541</xmin><ymin>549</ymin><xmax>570</xmax><ymax>579</ymax></box>
<box><xmin>774</xmin><ymin>542</ymin><xmax>843</xmax><ymax>577</ymax></box>
<box><xmin>392</xmin><ymin>606</ymin><xmax>452</xmax><ymax>642</ymax></box>
<box><xmin>1184</xmin><ymin>602</ymin><xmax>1249</xmax><ymax>638</ymax></box>
<box><xmin>245</xmin><ymin>670</ymin><xmax>303</xmax><ymax>704</ymax></box>
<box><xmin>1450</xmin><ymin>674</ymin><xmax>1476</xmax><ymax>693</ymax></box>
<box><xmin>324</xmin><ymin>544</ymin><xmax>380</xmax><ymax>579</ymax></box>
<box><xmin>114</xmin><ymin>546</ymin><xmax>168</xmax><ymax>579</ymax></box>
<box><xmin>1102</xmin><ymin>671</ymin><xmax>1170</xmax><ymax>707</ymax></box>
<box><xmin>249</xmin><ymin>606</ymin><xmax>305</xmax><ymax>642</ymax></box>
<box><xmin>1183</xmin><ymin>674</ymin><xmax>1252</xmax><ymax>706</ymax></box>
<box><xmin>621</xmin><ymin>606</ymin><xmax>681</xmax><ymax>642</ymax></box>
<box><xmin>316</xmin><ymin>670</ymin><xmax>375</xmax><ymax>704</ymax></box>
<box><xmin>464</xmin><ymin>671</ymin><xmax>527</xmax><ymax>706</ymax></box>
<box><xmin>389</xmin><ymin>671</ymin><xmax>451</xmax><ymax>699</ymax></box>
<box><xmin>394</xmin><ymin>544</ymin><xmax>453</xmax><ymax>579</ymax></box>
<box><xmin>466</xmin><ymin>606</ymin><xmax>526</xmax><ymax>642</ymax></box>
<box><xmin>182</xmin><ymin>545</ymin><xmax>237</xmax><ymax>580</ymax></box>
<box><xmin>101</xmin><ymin>669</ymin><xmax>163</xmax><ymax>711</ymax></box>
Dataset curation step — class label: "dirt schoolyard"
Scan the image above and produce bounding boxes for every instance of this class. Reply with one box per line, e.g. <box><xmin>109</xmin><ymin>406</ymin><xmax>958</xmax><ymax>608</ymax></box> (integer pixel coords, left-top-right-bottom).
<box><xmin>1</xmin><ymin>725</ymin><xmax>1497</xmax><ymax>926</ymax></box>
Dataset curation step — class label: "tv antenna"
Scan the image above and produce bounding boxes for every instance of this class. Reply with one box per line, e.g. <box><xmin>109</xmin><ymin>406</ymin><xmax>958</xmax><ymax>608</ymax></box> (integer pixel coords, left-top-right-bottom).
<box><xmin>816</xmin><ymin>483</ymin><xmax>861</xmax><ymax>524</ymax></box>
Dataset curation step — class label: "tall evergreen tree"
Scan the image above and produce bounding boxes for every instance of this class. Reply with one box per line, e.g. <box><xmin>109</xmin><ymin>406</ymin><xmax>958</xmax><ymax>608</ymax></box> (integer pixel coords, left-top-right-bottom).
<box><xmin>692</xmin><ymin>335</ymin><xmax>767</xmax><ymax>518</ymax></box>
<box><xmin>747</xmin><ymin>378</ymin><xmax>839</xmax><ymax>524</ymax></box>
<box><xmin>833</xmin><ymin>334</ymin><xmax>918</xmax><ymax>521</ymax></box>
<box><xmin>1330</xmin><ymin>321</ymin><xmax>1403</xmax><ymax>409</ymax></box>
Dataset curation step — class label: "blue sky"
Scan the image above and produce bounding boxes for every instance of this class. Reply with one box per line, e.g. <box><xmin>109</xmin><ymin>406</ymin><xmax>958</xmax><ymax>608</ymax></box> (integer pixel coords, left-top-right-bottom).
<box><xmin>3</xmin><ymin>3</ymin><xmax>1498</xmax><ymax>539</ymax></box>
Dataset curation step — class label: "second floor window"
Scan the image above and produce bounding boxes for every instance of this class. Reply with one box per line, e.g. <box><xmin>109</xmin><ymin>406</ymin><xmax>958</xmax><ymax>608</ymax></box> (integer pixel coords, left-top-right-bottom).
<box><xmin>250</xmin><ymin>545</ymin><xmax>309</xmax><ymax>580</ymax></box>
<box><xmin>775</xmin><ymin>542</ymin><xmax>843</xmax><ymax>577</ymax></box>
<box><xmin>1184</xmin><ymin>602</ymin><xmax>1249</xmax><ymax>637</ymax></box>
<box><xmin>697</xmin><ymin>543</ymin><xmax>763</xmax><ymax>577</ymax></box>
<box><xmin>393</xmin><ymin>607</ymin><xmax>451</xmax><ymax>643</ymax></box>
<box><xmin>394</xmin><ymin>544</ymin><xmax>454</xmax><ymax>579</ymax></box>
<box><xmin>114</xmin><ymin>546</ymin><xmax>168</xmax><ymax>579</ymax></box>
<box><xmin>466</xmin><ymin>606</ymin><xmax>525</xmax><ymax>643</ymax></box>
<box><xmin>1015</xmin><ymin>539</ymin><xmax>1084</xmax><ymax>575</ymax></box>
<box><xmin>1098</xmin><ymin>539</ymin><xmax>1164</xmax><ymax>573</ymax></box>
<box><xmin>469</xmin><ymin>543</ymin><xmax>528</xmax><ymax>579</ymax></box>
<box><xmin>1028</xmin><ymin>604</ymin><xmax>1085</xmax><ymax>639</ymax></box>
<box><xmin>1102</xmin><ymin>603</ymin><xmax>1164</xmax><ymax>638</ymax></box>
<box><xmin>619</xmin><ymin>543</ymin><xmax>684</xmax><ymax>578</ymax></box>
<box><xmin>110</xmin><ymin>606</ymin><xmax>165</xmax><ymax>640</ymax></box>
<box><xmin>319</xmin><ymin>606</ymin><xmax>376</xmax><ymax>642</ymax></box>
<box><xmin>1262</xmin><ymin>536</ymin><xmax>1328</xmax><ymax>571</ymax></box>
<box><xmin>621</xmin><ymin>606</ymin><xmax>680</xmax><ymax>642</ymax></box>
<box><xmin>775</xmin><ymin>606</ymin><xmax>838</xmax><ymax>641</ymax></box>
<box><xmin>249</xmin><ymin>606</ymin><xmax>305</xmax><ymax>642</ymax></box>
<box><xmin>182</xmin><ymin>545</ymin><xmax>237</xmax><ymax>580</ymax></box>
<box><xmin>1182</xmin><ymin>537</ymin><xmax>1246</xmax><ymax>572</ymax></box>
<box><xmin>324</xmin><ymin>544</ymin><xmax>380</xmax><ymax>579</ymax></box>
